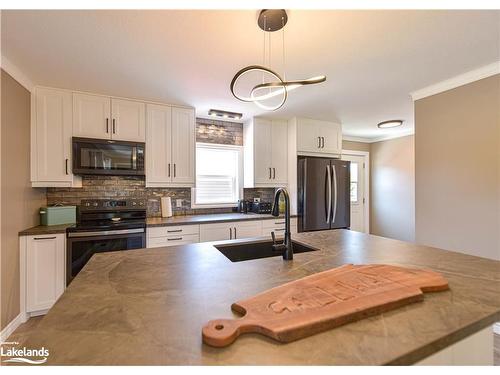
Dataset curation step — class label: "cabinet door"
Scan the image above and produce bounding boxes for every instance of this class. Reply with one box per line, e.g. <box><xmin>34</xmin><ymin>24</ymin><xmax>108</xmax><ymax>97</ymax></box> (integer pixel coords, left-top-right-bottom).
<box><xmin>271</xmin><ymin>120</ymin><xmax>288</xmax><ymax>184</ymax></box>
<box><xmin>297</xmin><ymin>118</ymin><xmax>321</xmax><ymax>153</ymax></box>
<box><xmin>171</xmin><ymin>107</ymin><xmax>195</xmax><ymax>185</ymax></box>
<box><xmin>73</xmin><ymin>93</ymin><xmax>111</xmax><ymax>138</ymax></box>
<box><xmin>199</xmin><ymin>222</ymin><xmax>233</xmax><ymax>242</ymax></box>
<box><xmin>33</xmin><ymin>88</ymin><xmax>73</xmax><ymax>182</ymax></box>
<box><xmin>233</xmin><ymin>221</ymin><xmax>263</xmax><ymax>240</ymax></box>
<box><xmin>319</xmin><ymin>122</ymin><xmax>342</xmax><ymax>155</ymax></box>
<box><xmin>26</xmin><ymin>234</ymin><xmax>65</xmax><ymax>312</ymax></box>
<box><xmin>253</xmin><ymin>118</ymin><xmax>273</xmax><ymax>184</ymax></box>
<box><xmin>111</xmin><ymin>99</ymin><xmax>146</xmax><ymax>142</ymax></box>
<box><xmin>146</xmin><ymin>104</ymin><xmax>172</xmax><ymax>186</ymax></box>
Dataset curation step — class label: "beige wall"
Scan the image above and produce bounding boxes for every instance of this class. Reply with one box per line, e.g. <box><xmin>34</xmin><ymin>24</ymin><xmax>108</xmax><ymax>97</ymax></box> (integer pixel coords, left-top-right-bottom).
<box><xmin>415</xmin><ymin>74</ymin><xmax>500</xmax><ymax>260</ymax></box>
<box><xmin>370</xmin><ymin>135</ymin><xmax>415</xmax><ymax>242</ymax></box>
<box><xmin>342</xmin><ymin>140</ymin><xmax>370</xmax><ymax>152</ymax></box>
<box><xmin>1</xmin><ymin>70</ymin><xmax>46</xmax><ymax>330</ymax></box>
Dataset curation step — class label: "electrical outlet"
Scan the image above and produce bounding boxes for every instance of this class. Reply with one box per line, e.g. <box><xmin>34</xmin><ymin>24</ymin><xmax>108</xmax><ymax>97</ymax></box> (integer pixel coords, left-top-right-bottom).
<box><xmin>253</xmin><ymin>197</ymin><xmax>261</xmax><ymax>203</ymax></box>
<box><xmin>176</xmin><ymin>199</ymin><xmax>183</xmax><ymax>208</ymax></box>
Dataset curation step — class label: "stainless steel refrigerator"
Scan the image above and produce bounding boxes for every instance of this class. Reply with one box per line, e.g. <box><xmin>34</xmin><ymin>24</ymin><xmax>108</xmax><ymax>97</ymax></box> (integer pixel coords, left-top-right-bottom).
<box><xmin>297</xmin><ymin>156</ymin><xmax>350</xmax><ymax>232</ymax></box>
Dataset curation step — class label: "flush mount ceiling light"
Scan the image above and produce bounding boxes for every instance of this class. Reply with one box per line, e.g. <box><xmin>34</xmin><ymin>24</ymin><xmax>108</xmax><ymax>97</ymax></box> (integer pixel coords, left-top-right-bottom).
<box><xmin>230</xmin><ymin>9</ymin><xmax>326</xmax><ymax>111</ymax></box>
<box><xmin>377</xmin><ymin>120</ymin><xmax>404</xmax><ymax>129</ymax></box>
<box><xmin>208</xmin><ymin>109</ymin><xmax>243</xmax><ymax>120</ymax></box>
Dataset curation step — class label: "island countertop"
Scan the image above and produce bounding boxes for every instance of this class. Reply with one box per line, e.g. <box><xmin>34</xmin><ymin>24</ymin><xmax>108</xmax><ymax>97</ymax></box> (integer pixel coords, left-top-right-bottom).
<box><xmin>20</xmin><ymin>230</ymin><xmax>500</xmax><ymax>365</ymax></box>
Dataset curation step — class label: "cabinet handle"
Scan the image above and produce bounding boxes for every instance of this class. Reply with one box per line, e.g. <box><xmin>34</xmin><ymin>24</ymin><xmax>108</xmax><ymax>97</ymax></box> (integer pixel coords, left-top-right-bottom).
<box><xmin>167</xmin><ymin>237</ymin><xmax>183</xmax><ymax>241</ymax></box>
<box><xmin>168</xmin><ymin>163</ymin><xmax>171</xmax><ymax>177</ymax></box>
<box><xmin>275</xmin><ymin>221</ymin><xmax>285</xmax><ymax>225</ymax></box>
<box><xmin>273</xmin><ymin>168</ymin><xmax>276</xmax><ymax>179</ymax></box>
<box><xmin>321</xmin><ymin>137</ymin><xmax>325</xmax><ymax>148</ymax></box>
<box><xmin>269</xmin><ymin>167</ymin><xmax>272</xmax><ymax>179</ymax></box>
<box><xmin>167</xmin><ymin>229</ymin><xmax>182</xmax><ymax>233</ymax></box>
<box><xmin>234</xmin><ymin>227</ymin><xmax>237</xmax><ymax>239</ymax></box>
<box><xmin>112</xmin><ymin>119</ymin><xmax>116</xmax><ymax>134</ymax></box>
<box><xmin>174</xmin><ymin>164</ymin><xmax>176</xmax><ymax>177</ymax></box>
<box><xmin>65</xmin><ymin>159</ymin><xmax>69</xmax><ymax>175</ymax></box>
<box><xmin>34</xmin><ymin>236</ymin><xmax>56</xmax><ymax>240</ymax></box>
<box><xmin>229</xmin><ymin>227</ymin><xmax>232</xmax><ymax>240</ymax></box>
<box><xmin>106</xmin><ymin>118</ymin><xmax>109</xmax><ymax>133</ymax></box>
<box><xmin>318</xmin><ymin>137</ymin><xmax>321</xmax><ymax>148</ymax></box>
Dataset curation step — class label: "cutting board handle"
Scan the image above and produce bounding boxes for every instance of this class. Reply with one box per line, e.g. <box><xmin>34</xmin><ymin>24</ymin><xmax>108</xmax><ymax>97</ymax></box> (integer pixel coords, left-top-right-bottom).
<box><xmin>202</xmin><ymin>317</ymin><xmax>256</xmax><ymax>347</ymax></box>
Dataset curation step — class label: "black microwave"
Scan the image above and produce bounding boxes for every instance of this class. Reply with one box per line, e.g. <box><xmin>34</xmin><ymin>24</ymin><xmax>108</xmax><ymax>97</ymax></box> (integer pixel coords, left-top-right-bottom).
<box><xmin>72</xmin><ymin>137</ymin><xmax>145</xmax><ymax>176</ymax></box>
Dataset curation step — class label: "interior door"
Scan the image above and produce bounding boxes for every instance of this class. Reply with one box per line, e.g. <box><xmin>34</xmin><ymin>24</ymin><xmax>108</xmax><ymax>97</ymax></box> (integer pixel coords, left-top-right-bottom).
<box><xmin>341</xmin><ymin>154</ymin><xmax>366</xmax><ymax>232</ymax></box>
<box><xmin>253</xmin><ymin>118</ymin><xmax>273</xmax><ymax>184</ymax></box>
<box><xmin>111</xmin><ymin>99</ymin><xmax>146</xmax><ymax>142</ymax></box>
<box><xmin>73</xmin><ymin>93</ymin><xmax>111</xmax><ymax>139</ymax></box>
<box><xmin>146</xmin><ymin>104</ymin><xmax>172</xmax><ymax>185</ymax></box>
<box><xmin>271</xmin><ymin>120</ymin><xmax>288</xmax><ymax>184</ymax></box>
<box><xmin>297</xmin><ymin>157</ymin><xmax>331</xmax><ymax>232</ymax></box>
<box><xmin>330</xmin><ymin>159</ymin><xmax>351</xmax><ymax>229</ymax></box>
<box><xmin>171</xmin><ymin>107</ymin><xmax>195</xmax><ymax>185</ymax></box>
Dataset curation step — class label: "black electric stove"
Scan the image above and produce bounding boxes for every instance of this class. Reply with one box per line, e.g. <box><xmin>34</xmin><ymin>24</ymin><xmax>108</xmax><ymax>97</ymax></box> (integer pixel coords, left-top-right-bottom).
<box><xmin>66</xmin><ymin>199</ymin><xmax>147</xmax><ymax>285</ymax></box>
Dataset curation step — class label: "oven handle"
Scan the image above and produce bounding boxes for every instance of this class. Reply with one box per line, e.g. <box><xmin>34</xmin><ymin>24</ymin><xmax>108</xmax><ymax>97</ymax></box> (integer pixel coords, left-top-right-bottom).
<box><xmin>67</xmin><ymin>228</ymin><xmax>144</xmax><ymax>238</ymax></box>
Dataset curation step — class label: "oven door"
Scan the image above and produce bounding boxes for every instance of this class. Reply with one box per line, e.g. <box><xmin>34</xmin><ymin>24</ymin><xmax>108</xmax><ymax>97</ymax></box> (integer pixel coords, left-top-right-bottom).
<box><xmin>66</xmin><ymin>229</ymin><xmax>145</xmax><ymax>285</ymax></box>
<box><xmin>72</xmin><ymin>137</ymin><xmax>145</xmax><ymax>176</ymax></box>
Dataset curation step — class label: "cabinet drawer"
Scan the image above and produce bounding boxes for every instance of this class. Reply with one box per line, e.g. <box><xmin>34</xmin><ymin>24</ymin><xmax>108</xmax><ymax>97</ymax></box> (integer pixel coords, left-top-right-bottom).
<box><xmin>262</xmin><ymin>217</ymin><xmax>297</xmax><ymax>229</ymax></box>
<box><xmin>147</xmin><ymin>224</ymin><xmax>199</xmax><ymax>238</ymax></box>
<box><xmin>147</xmin><ymin>234</ymin><xmax>199</xmax><ymax>248</ymax></box>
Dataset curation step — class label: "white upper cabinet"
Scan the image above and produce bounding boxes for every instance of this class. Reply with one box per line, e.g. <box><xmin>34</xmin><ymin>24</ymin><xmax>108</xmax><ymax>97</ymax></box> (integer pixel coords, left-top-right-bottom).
<box><xmin>111</xmin><ymin>98</ymin><xmax>145</xmax><ymax>142</ymax></box>
<box><xmin>146</xmin><ymin>105</ymin><xmax>195</xmax><ymax>187</ymax></box>
<box><xmin>171</xmin><ymin>107</ymin><xmax>195</xmax><ymax>185</ymax></box>
<box><xmin>296</xmin><ymin>118</ymin><xmax>342</xmax><ymax>157</ymax></box>
<box><xmin>72</xmin><ymin>93</ymin><xmax>111</xmax><ymax>139</ymax></box>
<box><xmin>31</xmin><ymin>87</ymin><xmax>81</xmax><ymax>187</ymax></box>
<box><xmin>146</xmin><ymin>104</ymin><xmax>172</xmax><ymax>185</ymax></box>
<box><xmin>244</xmin><ymin>117</ymin><xmax>288</xmax><ymax>187</ymax></box>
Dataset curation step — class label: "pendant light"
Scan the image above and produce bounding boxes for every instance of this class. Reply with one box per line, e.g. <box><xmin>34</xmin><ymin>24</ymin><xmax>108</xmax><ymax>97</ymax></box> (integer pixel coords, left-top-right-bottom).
<box><xmin>230</xmin><ymin>9</ymin><xmax>326</xmax><ymax>111</ymax></box>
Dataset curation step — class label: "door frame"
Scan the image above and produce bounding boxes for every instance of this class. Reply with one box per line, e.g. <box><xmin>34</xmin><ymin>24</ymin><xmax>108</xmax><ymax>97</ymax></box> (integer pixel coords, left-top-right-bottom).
<box><xmin>342</xmin><ymin>149</ymin><xmax>370</xmax><ymax>234</ymax></box>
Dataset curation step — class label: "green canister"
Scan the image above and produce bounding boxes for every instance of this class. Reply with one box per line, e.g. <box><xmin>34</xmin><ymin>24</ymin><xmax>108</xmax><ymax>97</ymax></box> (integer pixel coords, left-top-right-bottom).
<box><xmin>39</xmin><ymin>205</ymin><xmax>76</xmax><ymax>226</ymax></box>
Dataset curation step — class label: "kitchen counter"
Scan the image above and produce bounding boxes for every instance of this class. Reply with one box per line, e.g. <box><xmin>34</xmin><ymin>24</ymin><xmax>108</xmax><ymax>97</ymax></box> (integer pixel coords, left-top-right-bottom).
<box><xmin>19</xmin><ymin>230</ymin><xmax>500</xmax><ymax>365</ymax></box>
<box><xmin>18</xmin><ymin>213</ymin><xmax>295</xmax><ymax>235</ymax></box>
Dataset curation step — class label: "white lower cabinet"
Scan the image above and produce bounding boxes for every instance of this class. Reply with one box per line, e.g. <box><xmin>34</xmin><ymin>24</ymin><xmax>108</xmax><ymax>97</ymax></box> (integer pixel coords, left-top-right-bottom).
<box><xmin>199</xmin><ymin>221</ymin><xmax>263</xmax><ymax>242</ymax></box>
<box><xmin>233</xmin><ymin>221</ymin><xmax>263</xmax><ymax>240</ymax></box>
<box><xmin>22</xmin><ymin>234</ymin><xmax>66</xmax><ymax>315</ymax></box>
<box><xmin>147</xmin><ymin>225</ymin><xmax>200</xmax><ymax>248</ymax></box>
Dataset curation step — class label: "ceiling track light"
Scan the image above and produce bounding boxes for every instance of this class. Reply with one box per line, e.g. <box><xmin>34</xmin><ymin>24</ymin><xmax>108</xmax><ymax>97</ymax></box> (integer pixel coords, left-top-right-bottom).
<box><xmin>377</xmin><ymin>120</ymin><xmax>404</xmax><ymax>129</ymax></box>
<box><xmin>208</xmin><ymin>109</ymin><xmax>243</xmax><ymax>120</ymax></box>
<box><xmin>230</xmin><ymin>9</ymin><xmax>326</xmax><ymax>111</ymax></box>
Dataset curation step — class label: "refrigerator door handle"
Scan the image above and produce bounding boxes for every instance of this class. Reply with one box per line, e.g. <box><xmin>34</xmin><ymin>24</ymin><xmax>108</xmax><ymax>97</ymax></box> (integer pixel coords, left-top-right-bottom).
<box><xmin>332</xmin><ymin>165</ymin><xmax>338</xmax><ymax>224</ymax></box>
<box><xmin>326</xmin><ymin>165</ymin><xmax>332</xmax><ymax>223</ymax></box>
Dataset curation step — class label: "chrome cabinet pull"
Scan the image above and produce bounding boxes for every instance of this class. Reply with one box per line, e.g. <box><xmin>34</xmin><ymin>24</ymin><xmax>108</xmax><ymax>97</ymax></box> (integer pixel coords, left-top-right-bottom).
<box><xmin>112</xmin><ymin>119</ymin><xmax>116</xmax><ymax>134</ymax></box>
<box><xmin>34</xmin><ymin>236</ymin><xmax>56</xmax><ymax>240</ymax></box>
<box><xmin>167</xmin><ymin>237</ymin><xmax>183</xmax><ymax>241</ymax></box>
<box><xmin>65</xmin><ymin>159</ymin><xmax>69</xmax><ymax>175</ymax></box>
<box><xmin>106</xmin><ymin>118</ymin><xmax>109</xmax><ymax>133</ymax></box>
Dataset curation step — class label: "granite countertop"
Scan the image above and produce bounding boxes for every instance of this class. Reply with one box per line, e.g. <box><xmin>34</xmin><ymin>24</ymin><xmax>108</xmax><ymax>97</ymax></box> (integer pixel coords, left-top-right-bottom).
<box><xmin>19</xmin><ymin>213</ymin><xmax>295</xmax><ymax>235</ymax></box>
<box><xmin>20</xmin><ymin>230</ymin><xmax>500</xmax><ymax>365</ymax></box>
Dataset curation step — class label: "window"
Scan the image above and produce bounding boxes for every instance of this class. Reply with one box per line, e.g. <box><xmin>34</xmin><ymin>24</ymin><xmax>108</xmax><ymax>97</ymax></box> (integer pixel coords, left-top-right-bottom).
<box><xmin>350</xmin><ymin>162</ymin><xmax>359</xmax><ymax>203</ymax></box>
<box><xmin>192</xmin><ymin>143</ymin><xmax>243</xmax><ymax>208</ymax></box>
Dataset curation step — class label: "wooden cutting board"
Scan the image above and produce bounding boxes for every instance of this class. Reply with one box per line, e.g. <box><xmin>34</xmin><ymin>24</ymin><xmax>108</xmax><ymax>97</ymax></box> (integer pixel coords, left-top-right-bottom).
<box><xmin>202</xmin><ymin>264</ymin><xmax>449</xmax><ymax>347</ymax></box>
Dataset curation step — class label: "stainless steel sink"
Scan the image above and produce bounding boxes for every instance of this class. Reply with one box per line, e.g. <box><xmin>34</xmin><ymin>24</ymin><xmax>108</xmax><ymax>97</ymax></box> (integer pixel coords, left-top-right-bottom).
<box><xmin>214</xmin><ymin>240</ymin><xmax>318</xmax><ymax>262</ymax></box>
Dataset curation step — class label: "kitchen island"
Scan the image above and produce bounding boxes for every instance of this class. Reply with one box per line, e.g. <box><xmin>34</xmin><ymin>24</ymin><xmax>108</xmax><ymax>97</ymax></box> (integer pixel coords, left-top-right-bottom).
<box><xmin>18</xmin><ymin>230</ymin><xmax>500</xmax><ymax>365</ymax></box>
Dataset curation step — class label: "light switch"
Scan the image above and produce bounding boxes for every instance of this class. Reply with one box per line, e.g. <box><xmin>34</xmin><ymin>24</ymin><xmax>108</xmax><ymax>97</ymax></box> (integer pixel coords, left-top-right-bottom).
<box><xmin>176</xmin><ymin>199</ymin><xmax>183</xmax><ymax>208</ymax></box>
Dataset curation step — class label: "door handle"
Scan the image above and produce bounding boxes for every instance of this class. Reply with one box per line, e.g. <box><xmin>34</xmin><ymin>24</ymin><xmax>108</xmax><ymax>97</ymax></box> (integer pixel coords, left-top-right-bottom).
<box><xmin>269</xmin><ymin>167</ymin><xmax>272</xmax><ymax>179</ymax></box>
<box><xmin>273</xmin><ymin>168</ymin><xmax>276</xmax><ymax>179</ymax></box>
<box><xmin>326</xmin><ymin>165</ymin><xmax>332</xmax><ymax>224</ymax></box>
<box><xmin>112</xmin><ymin>119</ymin><xmax>116</xmax><ymax>134</ymax></box>
<box><xmin>106</xmin><ymin>118</ymin><xmax>109</xmax><ymax>133</ymax></box>
<box><xmin>65</xmin><ymin>158</ymin><xmax>69</xmax><ymax>175</ymax></box>
<box><xmin>332</xmin><ymin>165</ymin><xmax>338</xmax><ymax>224</ymax></box>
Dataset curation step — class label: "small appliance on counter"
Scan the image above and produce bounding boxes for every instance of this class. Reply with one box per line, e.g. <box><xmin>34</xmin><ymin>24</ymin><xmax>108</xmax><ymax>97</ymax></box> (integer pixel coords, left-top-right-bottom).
<box><xmin>238</xmin><ymin>199</ymin><xmax>253</xmax><ymax>214</ymax></box>
<box><xmin>251</xmin><ymin>201</ymin><xmax>273</xmax><ymax>214</ymax></box>
<box><xmin>39</xmin><ymin>204</ymin><xmax>76</xmax><ymax>226</ymax></box>
<box><xmin>161</xmin><ymin>197</ymin><xmax>173</xmax><ymax>218</ymax></box>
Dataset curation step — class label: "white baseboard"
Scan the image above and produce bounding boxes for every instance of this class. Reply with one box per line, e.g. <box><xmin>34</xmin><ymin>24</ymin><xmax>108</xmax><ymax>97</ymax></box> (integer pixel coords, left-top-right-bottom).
<box><xmin>0</xmin><ymin>313</ymin><xmax>23</xmax><ymax>342</ymax></box>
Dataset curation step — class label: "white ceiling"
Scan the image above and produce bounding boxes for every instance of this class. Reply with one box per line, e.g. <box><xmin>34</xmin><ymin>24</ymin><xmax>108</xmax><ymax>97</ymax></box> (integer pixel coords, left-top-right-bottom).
<box><xmin>2</xmin><ymin>10</ymin><xmax>499</xmax><ymax>140</ymax></box>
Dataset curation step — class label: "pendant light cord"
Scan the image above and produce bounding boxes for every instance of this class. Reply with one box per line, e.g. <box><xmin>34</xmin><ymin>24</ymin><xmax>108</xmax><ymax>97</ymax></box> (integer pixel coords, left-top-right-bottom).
<box><xmin>282</xmin><ymin>16</ymin><xmax>286</xmax><ymax>81</ymax></box>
